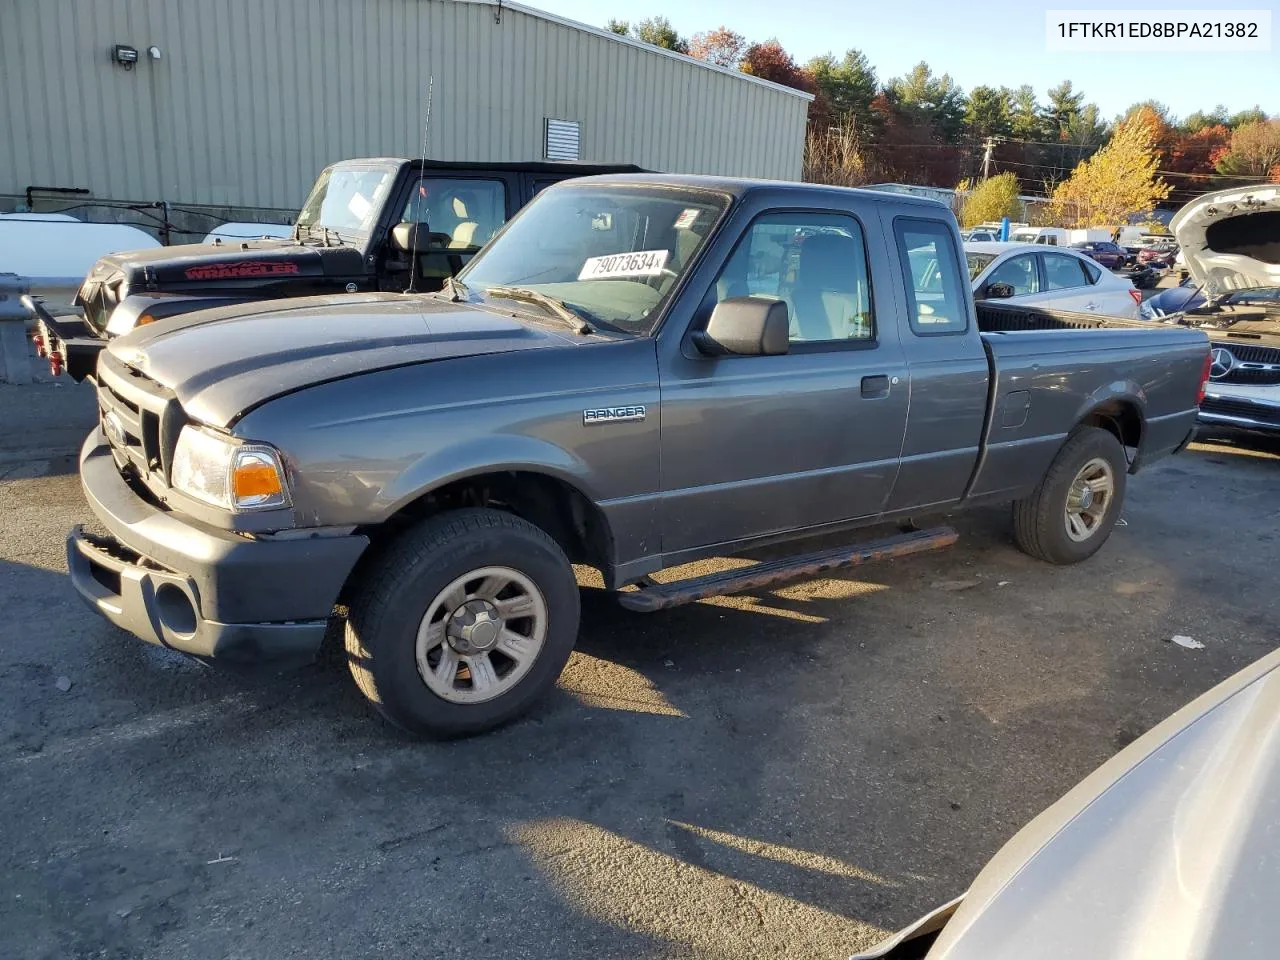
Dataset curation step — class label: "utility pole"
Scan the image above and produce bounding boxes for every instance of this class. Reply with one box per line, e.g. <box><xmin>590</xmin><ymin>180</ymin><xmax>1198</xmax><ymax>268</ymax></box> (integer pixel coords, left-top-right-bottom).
<box><xmin>981</xmin><ymin>136</ymin><xmax>996</xmax><ymax>180</ymax></box>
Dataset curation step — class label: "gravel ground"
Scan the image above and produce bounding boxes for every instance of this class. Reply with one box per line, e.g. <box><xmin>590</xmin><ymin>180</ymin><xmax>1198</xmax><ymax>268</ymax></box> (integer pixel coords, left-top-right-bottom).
<box><xmin>1</xmin><ymin>373</ymin><xmax>1276</xmax><ymax>960</ymax></box>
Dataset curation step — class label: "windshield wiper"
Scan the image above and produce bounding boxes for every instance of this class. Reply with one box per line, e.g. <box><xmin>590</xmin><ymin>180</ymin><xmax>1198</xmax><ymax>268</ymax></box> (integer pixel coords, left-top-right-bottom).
<box><xmin>484</xmin><ymin>286</ymin><xmax>593</xmax><ymax>334</ymax></box>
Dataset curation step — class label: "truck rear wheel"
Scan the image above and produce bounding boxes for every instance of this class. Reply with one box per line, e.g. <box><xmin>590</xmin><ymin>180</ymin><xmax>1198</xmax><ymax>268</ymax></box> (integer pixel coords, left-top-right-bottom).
<box><xmin>1012</xmin><ymin>426</ymin><xmax>1127</xmax><ymax>565</ymax></box>
<box><xmin>344</xmin><ymin>508</ymin><xmax>580</xmax><ymax>736</ymax></box>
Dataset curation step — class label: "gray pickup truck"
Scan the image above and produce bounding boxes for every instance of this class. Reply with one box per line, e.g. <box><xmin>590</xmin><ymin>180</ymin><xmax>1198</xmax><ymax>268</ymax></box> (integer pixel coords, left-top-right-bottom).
<box><xmin>67</xmin><ymin>175</ymin><xmax>1211</xmax><ymax>736</ymax></box>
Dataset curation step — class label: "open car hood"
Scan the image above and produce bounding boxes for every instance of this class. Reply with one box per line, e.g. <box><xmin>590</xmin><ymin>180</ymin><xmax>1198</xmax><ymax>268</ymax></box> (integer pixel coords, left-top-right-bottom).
<box><xmin>1170</xmin><ymin>184</ymin><xmax>1280</xmax><ymax>297</ymax></box>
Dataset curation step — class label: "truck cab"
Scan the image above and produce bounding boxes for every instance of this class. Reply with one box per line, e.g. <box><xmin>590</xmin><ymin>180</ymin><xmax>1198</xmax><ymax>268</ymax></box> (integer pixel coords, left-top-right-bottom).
<box><xmin>31</xmin><ymin>157</ymin><xmax>645</xmax><ymax>380</ymax></box>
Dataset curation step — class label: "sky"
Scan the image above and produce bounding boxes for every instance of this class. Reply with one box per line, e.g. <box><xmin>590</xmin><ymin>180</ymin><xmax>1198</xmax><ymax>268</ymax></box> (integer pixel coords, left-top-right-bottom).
<box><xmin>526</xmin><ymin>0</ymin><xmax>1279</xmax><ymax>121</ymax></box>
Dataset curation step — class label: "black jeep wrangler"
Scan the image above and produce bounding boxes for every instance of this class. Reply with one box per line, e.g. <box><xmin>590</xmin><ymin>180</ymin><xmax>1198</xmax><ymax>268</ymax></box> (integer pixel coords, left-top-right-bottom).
<box><xmin>31</xmin><ymin>157</ymin><xmax>645</xmax><ymax>380</ymax></box>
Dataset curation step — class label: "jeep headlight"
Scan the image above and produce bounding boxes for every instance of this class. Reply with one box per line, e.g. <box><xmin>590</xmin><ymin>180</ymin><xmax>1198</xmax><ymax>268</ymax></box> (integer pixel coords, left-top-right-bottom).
<box><xmin>170</xmin><ymin>426</ymin><xmax>291</xmax><ymax>511</ymax></box>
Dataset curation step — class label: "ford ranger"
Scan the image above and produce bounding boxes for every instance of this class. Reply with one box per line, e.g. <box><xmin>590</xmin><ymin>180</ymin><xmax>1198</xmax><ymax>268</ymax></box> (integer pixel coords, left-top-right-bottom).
<box><xmin>66</xmin><ymin>175</ymin><xmax>1211</xmax><ymax>736</ymax></box>
<box><xmin>28</xmin><ymin>157</ymin><xmax>644</xmax><ymax>380</ymax></box>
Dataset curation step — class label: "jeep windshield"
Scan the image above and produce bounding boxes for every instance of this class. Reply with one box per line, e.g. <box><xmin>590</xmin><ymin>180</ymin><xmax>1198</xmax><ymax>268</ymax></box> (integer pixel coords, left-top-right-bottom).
<box><xmin>295</xmin><ymin>161</ymin><xmax>398</xmax><ymax>243</ymax></box>
<box><xmin>456</xmin><ymin>183</ymin><xmax>730</xmax><ymax>335</ymax></box>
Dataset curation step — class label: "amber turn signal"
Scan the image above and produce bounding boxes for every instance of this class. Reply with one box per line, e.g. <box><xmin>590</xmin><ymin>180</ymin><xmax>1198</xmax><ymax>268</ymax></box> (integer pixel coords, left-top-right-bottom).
<box><xmin>232</xmin><ymin>458</ymin><xmax>284</xmax><ymax>501</ymax></box>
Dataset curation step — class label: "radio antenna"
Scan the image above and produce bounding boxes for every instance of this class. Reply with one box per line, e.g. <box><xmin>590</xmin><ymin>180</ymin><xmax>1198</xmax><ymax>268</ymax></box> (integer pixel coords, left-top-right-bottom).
<box><xmin>406</xmin><ymin>75</ymin><xmax>433</xmax><ymax>294</ymax></box>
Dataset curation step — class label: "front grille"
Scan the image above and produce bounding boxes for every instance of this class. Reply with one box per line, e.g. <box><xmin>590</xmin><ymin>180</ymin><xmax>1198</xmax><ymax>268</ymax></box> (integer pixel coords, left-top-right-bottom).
<box><xmin>96</xmin><ymin>351</ymin><xmax>187</xmax><ymax>488</ymax></box>
<box><xmin>1212</xmin><ymin>341</ymin><xmax>1280</xmax><ymax>364</ymax></box>
<box><xmin>1200</xmin><ymin>396</ymin><xmax>1280</xmax><ymax>427</ymax></box>
<box><xmin>1209</xmin><ymin>340</ymin><xmax>1280</xmax><ymax>385</ymax></box>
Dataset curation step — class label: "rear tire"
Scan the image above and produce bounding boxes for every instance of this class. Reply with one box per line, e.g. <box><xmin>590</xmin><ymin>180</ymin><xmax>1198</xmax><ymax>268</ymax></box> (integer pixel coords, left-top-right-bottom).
<box><xmin>1013</xmin><ymin>426</ymin><xmax>1127</xmax><ymax>565</ymax></box>
<box><xmin>344</xmin><ymin>508</ymin><xmax>580</xmax><ymax>736</ymax></box>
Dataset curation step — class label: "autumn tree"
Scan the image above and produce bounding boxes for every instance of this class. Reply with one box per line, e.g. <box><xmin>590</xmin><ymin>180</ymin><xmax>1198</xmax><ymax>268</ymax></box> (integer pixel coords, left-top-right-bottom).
<box><xmin>957</xmin><ymin>172</ymin><xmax>1022</xmax><ymax>227</ymax></box>
<box><xmin>1215</xmin><ymin>119</ymin><xmax>1280</xmax><ymax>180</ymax></box>
<box><xmin>740</xmin><ymin>39</ymin><xmax>810</xmax><ymax>91</ymax></box>
<box><xmin>804</xmin><ymin>126</ymin><xmax>869</xmax><ymax>188</ymax></box>
<box><xmin>688</xmin><ymin>26</ymin><xmax>746</xmax><ymax>68</ymax></box>
<box><xmin>605</xmin><ymin>19</ymin><xmax>630</xmax><ymax>35</ymax></box>
<box><xmin>632</xmin><ymin>16</ymin><xmax>688</xmax><ymax>53</ymax></box>
<box><xmin>1049</xmin><ymin>108</ymin><xmax>1170</xmax><ymax>227</ymax></box>
<box><xmin>1160</xmin><ymin>124</ymin><xmax>1231</xmax><ymax>201</ymax></box>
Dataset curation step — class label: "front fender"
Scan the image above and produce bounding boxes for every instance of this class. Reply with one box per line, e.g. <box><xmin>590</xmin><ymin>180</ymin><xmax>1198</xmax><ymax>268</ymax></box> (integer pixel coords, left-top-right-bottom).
<box><xmin>375</xmin><ymin>433</ymin><xmax>602</xmax><ymax>518</ymax></box>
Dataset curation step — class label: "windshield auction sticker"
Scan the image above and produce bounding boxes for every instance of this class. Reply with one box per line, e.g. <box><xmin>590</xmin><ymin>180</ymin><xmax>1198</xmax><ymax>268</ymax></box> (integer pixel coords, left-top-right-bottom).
<box><xmin>1046</xmin><ymin>9</ymin><xmax>1270</xmax><ymax>50</ymax></box>
<box><xmin>579</xmin><ymin>250</ymin><xmax>670</xmax><ymax>280</ymax></box>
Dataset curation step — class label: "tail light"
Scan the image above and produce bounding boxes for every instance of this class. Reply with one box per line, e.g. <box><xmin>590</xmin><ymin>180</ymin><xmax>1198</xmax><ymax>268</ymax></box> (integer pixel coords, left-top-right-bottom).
<box><xmin>32</xmin><ymin>333</ymin><xmax>46</xmax><ymax>358</ymax></box>
<box><xmin>49</xmin><ymin>349</ymin><xmax>64</xmax><ymax>377</ymax></box>
<box><xmin>1128</xmin><ymin>289</ymin><xmax>1142</xmax><ymax>306</ymax></box>
<box><xmin>1196</xmin><ymin>351</ymin><xmax>1212</xmax><ymax>404</ymax></box>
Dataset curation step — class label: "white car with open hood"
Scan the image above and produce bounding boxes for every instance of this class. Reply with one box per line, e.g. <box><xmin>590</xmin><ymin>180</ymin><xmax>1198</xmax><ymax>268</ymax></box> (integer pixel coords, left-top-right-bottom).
<box><xmin>1168</xmin><ymin>183</ymin><xmax>1280</xmax><ymax>436</ymax></box>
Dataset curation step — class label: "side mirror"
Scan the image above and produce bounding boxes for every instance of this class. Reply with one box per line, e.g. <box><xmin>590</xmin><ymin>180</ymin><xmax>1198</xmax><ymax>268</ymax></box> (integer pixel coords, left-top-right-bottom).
<box><xmin>693</xmin><ymin>297</ymin><xmax>790</xmax><ymax>356</ymax></box>
<box><xmin>391</xmin><ymin>221</ymin><xmax>426</xmax><ymax>253</ymax></box>
<box><xmin>985</xmin><ymin>281</ymin><xmax>1015</xmax><ymax>300</ymax></box>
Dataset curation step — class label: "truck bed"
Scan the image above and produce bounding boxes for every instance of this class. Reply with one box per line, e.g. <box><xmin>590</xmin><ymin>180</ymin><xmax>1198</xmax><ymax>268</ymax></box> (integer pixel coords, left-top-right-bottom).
<box><xmin>968</xmin><ymin>300</ymin><xmax>1208</xmax><ymax>504</ymax></box>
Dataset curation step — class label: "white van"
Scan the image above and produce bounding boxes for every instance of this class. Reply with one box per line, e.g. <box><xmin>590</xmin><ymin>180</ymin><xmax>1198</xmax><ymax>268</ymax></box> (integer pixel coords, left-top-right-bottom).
<box><xmin>1009</xmin><ymin>226</ymin><xmax>1068</xmax><ymax>246</ymax></box>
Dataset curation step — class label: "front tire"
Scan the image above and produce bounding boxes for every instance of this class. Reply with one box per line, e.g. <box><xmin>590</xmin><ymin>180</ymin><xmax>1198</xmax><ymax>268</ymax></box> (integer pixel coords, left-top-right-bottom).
<box><xmin>1013</xmin><ymin>426</ymin><xmax>1128</xmax><ymax>565</ymax></box>
<box><xmin>344</xmin><ymin>508</ymin><xmax>580</xmax><ymax>736</ymax></box>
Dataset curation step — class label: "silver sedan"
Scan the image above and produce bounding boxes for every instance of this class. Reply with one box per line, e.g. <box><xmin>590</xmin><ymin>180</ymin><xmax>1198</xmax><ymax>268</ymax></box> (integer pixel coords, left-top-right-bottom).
<box><xmin>966</xmin><ymin>241</ymin><xmax>1142</xmax><ymax>319</ymax></box>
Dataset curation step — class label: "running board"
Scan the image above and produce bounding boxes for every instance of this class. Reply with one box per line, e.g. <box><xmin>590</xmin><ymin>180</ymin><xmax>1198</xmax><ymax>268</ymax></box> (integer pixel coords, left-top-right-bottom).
<box><xmin>617</xmin><ymin>526</ymin><xmax>959</xmax><ymax>613</ymax></box>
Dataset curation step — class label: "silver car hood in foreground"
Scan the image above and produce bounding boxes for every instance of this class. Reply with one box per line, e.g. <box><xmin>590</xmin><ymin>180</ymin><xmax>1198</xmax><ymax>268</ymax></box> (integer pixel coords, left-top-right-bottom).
<box><xmin>109</xmin><ymin>293</ymin><xmax>582</xmax><ymax>428</ymax></box>
<box><xmin>1170</xmin><ymin>184</ymin><xmax>1280</xmax><ymax>296</ymax></box>
<box><xmin>857</xmin><ymin>645</ymin><xmax>1280</xmax><ymax>960</ymax></box>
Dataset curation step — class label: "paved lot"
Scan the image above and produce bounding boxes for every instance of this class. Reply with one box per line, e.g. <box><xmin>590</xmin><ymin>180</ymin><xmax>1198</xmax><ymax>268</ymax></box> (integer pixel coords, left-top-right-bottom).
<box><xmin>1</xmin><ymin>375</ymin><xmax>1277</xmax><ymax>960</ymax></box>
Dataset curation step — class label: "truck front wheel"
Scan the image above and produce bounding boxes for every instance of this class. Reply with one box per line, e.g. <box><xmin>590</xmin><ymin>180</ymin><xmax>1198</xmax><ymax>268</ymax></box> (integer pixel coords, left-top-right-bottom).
<box><xmin>1012</xmin><ymin>426</ymin><xmax>1128</xmax><ymax>565</ymax></box>
<box><xmin>344</xmin><ymin>508</ymin><xmax>580</xmax><ymax>736</ymax></box>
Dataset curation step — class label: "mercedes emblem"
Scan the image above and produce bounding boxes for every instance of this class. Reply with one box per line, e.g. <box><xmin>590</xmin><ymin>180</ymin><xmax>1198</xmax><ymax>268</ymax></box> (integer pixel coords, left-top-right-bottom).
<box><xmin>1208</xmin><ymin>347</ymin><xmax>1235</xmax><ymax>380</ymax></box>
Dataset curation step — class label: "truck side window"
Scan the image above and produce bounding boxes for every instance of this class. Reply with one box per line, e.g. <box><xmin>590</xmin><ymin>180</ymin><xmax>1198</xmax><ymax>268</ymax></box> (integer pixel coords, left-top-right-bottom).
<box><xmin>712</xmin><ymin>212</ymin><xmax>874</xmax><ymax>343</ymax></box>
<box><xmin>893</xmin><ymin>219</ymin><xmax>968</xmax><ymax>335</ymax></box>
<box><xmin>401</xmin><ymin>178</ymin><xmax>508</xmax><ymax>251</ymax></box>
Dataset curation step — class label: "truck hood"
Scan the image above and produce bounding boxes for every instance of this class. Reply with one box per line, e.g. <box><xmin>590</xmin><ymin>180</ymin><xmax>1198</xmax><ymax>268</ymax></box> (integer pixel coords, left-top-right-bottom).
<box><xmin>108</xmin><ymin>293</ymin><xmax>582</xmax><ymax>428</ymax></box>
<box><xmin>1170</xmin><ymin>183</ymin><xmax>1280</xmax><ymax>297</ymax></box>
<box><xmin>919</xmin><ymin>644</ymin><xmax>1280</xmax><ymax>960</ymax></box>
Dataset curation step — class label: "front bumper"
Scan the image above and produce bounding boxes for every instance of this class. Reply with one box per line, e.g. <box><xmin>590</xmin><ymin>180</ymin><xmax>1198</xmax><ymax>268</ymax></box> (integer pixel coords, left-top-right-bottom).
<box><xmin>68</xmin><ymin>429</ymin><xmax>369</xmax><ymax>664</ymax></box>
<box><xmin>1198</xmin><ymin>392</ymin><xmax>1280</xmax><ymax>435</ymax></box>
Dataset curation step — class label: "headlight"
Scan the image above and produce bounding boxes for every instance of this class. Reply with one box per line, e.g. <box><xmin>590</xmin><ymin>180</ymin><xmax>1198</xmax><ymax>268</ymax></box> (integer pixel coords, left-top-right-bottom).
<box><xmin>170</xmin><ymin>426</ymin><xmax>291</xmax><ymax>511</ymax></box>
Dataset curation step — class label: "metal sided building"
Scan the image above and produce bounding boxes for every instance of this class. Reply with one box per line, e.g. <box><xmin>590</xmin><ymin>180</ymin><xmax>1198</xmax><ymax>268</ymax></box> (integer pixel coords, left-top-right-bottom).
<box><xmin>0</xmin><ymin>0</ymin><xmax>813</xmax><ymax>218</ymax></box>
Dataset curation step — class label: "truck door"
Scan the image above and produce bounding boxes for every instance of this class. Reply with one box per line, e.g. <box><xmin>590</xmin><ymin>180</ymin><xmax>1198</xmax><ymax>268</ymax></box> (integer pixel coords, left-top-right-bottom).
<box><xmin>657</xmin><ymin>207</ymin><xmax>910</xmax><ymax>555</ymax></box>
<box><xmin>882</xmin><ymin>216</ymin><xmax>989</xmax><ymax>513</ymax></box>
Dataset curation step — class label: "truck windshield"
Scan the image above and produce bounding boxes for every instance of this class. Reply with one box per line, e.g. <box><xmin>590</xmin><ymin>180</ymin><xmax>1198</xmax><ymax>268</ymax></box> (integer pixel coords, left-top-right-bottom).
<box><xmin>296</xmin><ymin>163</ymin><xmax>398</xmax><ymax>238</ymax></box>
<box><xmin>457</xmin><ymin>184</ymin><xmax>730</xmax><ymax>335</ymax></box>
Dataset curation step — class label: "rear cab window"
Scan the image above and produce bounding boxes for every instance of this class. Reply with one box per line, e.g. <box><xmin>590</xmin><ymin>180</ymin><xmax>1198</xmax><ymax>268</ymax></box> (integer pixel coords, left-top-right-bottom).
<box><xmin>893</xmin><ymin>218</ymin><xmax>969</xmax><ymax>335</ymax></box>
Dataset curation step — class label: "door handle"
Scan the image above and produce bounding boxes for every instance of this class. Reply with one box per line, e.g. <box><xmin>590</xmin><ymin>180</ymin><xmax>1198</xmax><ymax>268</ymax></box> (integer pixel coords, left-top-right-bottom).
<box><xmin>861</xmin><ymin>374</ymin><xmax>891</xmax><ymax>399</ymax></box>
